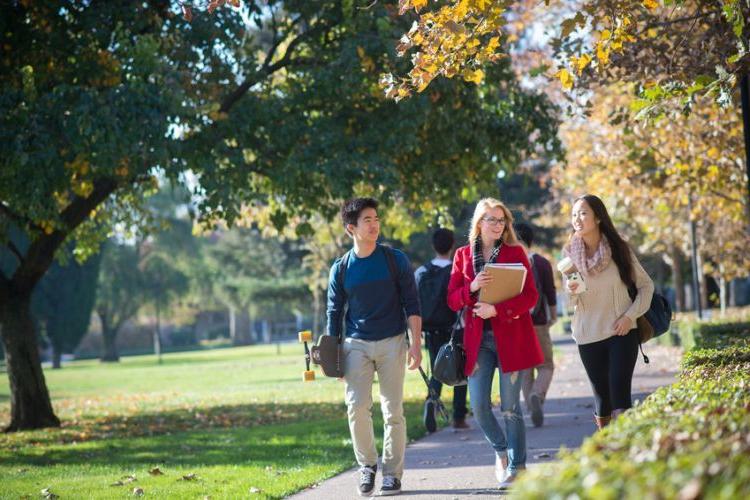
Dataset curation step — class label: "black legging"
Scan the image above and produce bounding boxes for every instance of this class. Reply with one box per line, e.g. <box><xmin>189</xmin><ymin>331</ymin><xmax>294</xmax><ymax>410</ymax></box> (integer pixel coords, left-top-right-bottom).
<box><xmin>425</xmin><ymin>328</ymin><xmax>468</xmax><ymax>420</ymax></box>
<box><xmin>577</xmin><ymin>329</ymin><xmax>639</xmax><ymax>417</ymax></box>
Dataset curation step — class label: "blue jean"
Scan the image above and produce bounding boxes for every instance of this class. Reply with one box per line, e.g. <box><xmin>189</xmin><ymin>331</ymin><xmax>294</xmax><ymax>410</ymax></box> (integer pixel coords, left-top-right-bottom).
<box><xmin>468</xmin><ymin>331</ymin><xmax>526</xmax><ymax>473</ymax></box>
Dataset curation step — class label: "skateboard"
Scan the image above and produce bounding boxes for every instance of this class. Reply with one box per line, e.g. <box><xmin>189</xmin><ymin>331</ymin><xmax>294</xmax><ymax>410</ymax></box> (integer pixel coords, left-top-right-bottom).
<box><xmin>418</xmin><ymin>365</ymin><xmax>450</xmax><ymax>425</ymax></box>
<box><xmin>299</xmin><ymin>330</ymin><xmax>344</xmax><ymax>381</ymax></box>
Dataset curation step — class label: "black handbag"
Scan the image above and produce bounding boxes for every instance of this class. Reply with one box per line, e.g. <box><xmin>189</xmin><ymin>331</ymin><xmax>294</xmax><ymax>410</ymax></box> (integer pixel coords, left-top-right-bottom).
<box><xmin>432</xmin><ymin>309</ymin><xmax>468</xmax><ymax>386</ymax></box>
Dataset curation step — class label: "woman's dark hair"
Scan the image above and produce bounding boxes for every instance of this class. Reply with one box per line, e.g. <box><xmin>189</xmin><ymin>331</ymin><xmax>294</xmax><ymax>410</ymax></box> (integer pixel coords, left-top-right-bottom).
<box><xmin>574</xmin><ymin>194</ymin><xmax>634</xmax><ymax>288</ymax></box>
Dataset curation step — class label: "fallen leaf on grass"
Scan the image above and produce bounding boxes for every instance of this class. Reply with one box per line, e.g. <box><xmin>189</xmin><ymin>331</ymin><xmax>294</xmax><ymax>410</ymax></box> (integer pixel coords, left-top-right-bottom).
<box><xmin>40</xmin><ymin>488</ymin><xmax>59</xmax><ymax>500</ymax></box>
<box><xmin>133</xmin><ymin>487</ymin><xmax>145</xmax><ymax>496</ymax></box>
<box><xmin>149</xmin><ymin>467</ymin><xmax>164</xmax><ymax>476</ymax></box>
<box><xmin>122</xmin><ymin>474</ymin><xmax>137</xmax><ymax>483</ymax></box>
<box><xmin>179</xmin><ymin>473</ymin><xmax>199</xmax><ymax>481</ymax></box>
<box><xmin>111</xmin><ymin>481</ymin><xmax>124</xmax><ymax>487</ymax></box>
<box><xmin>249</xmin><ymin>487</ymin><xmax>262</xmax><ymax>494</ymax></box>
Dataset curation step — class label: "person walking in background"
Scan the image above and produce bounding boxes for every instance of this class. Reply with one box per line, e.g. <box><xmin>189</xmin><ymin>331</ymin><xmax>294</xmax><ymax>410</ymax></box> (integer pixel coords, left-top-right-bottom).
<box><xmin>515</xmin><ymin>223</ymin><xmax>557</xmax><ymax>428</ymax></box>
<box><xmin>446</xmin><ymin>198</ymin><xmax>543</xmax><ymax>488</ymax></box>
<box><xmin>562</xmin><ymin>194</ymin><xmax>654</xmax><ymax>430</ymax></box>
<box><xmin>414</xmin><ymin>228</ymin><xmax>469</xmax><ymax>432</ymax></box>
<box><xmin>326</xmin><ymin>198</ymin><xmax>423</xmax><ymax>497</ymax></box>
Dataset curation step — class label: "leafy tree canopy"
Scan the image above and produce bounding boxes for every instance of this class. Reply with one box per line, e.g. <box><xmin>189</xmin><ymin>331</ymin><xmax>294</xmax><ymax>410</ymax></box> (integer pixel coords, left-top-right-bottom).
<box><xmin>384</xmin><ymin>0</ymin><xmax>747</xmax><ymax>118</ymax></box>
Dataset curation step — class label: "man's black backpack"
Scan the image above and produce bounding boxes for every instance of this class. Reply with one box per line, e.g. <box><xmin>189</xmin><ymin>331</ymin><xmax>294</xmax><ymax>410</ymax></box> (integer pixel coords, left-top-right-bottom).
<box><xmin>418</xmin><ymin>263</ymin><xmax>455</xmax><ymax>331</ymax></box>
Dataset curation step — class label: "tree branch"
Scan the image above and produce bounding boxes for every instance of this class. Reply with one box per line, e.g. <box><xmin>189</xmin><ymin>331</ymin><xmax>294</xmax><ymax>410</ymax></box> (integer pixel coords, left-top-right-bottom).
<box><xmin>6</xmin><ymin>240</ymin><xmax>24</xmax><ymax>264</ymax></box>
<box><xmin>0</xmin><ymin>202</ymin><xmax>40</xmax><ymax>232</ymax></box>
<box><xmin>638</xmin><ymin>9</ymin><xmax>722</xmax><ymax>35</ymax></box>
<box><xmin>219</xmin><ymin>15</ymin><xmax>314</xmax><ymax>113</ymax></box>
<box><xmin>12</xmin><ymin>177</ymin><xmax>119</xmax><ymax>293</ymax></box>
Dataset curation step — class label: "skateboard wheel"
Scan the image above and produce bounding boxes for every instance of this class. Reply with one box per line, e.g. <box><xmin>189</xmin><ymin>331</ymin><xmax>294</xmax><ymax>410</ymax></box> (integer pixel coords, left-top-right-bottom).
<box><xmin>303</xmin><ymin>370</ymin><xmax>315</xmax><ymax>382</ymax></box>
<box><xmin>298</xmin><ymin>330</ymin><xmax>313</xmax><ymax>343</ymax></box>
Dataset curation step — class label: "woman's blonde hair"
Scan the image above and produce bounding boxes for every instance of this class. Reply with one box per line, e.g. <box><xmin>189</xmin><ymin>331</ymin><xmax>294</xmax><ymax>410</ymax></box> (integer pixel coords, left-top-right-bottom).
<box><xmin>468</xmin><ymin>198</ymin><xmax>518</xmax><ymax>245</ymax></box>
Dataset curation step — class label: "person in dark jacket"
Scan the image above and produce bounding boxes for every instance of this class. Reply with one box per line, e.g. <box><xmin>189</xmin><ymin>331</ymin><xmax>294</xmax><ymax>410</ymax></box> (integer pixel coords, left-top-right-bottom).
<box><xmin>415</xmin><ymin>228</ymin><xmax>468</xmax><ymax>431</ymax></box>
<box><xmin>515</xmin><ymin>223</ymin><xmax>557</xmax><ymax>428</ymax></box>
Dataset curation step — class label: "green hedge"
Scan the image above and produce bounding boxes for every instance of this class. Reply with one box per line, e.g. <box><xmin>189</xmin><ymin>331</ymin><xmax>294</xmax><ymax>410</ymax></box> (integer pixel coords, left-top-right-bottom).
<box><xmin>656</xmin><ymin>319</ymin><xmax>750</xmax><ymax>350</ymax></box>
<box><xmin>513</xmin><ymin>329</ymin><xmax>750</xmax><ymax>499</ymax></box>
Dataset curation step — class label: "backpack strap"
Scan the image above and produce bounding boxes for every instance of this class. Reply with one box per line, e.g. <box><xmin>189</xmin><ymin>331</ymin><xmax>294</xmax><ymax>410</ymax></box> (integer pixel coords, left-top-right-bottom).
<box><xmin>382</xmin><ymin>244</ymin><xmax>402</xmax><ymax>303</ymax></box>
<box><xmin>335</xmin><ymin>250</ymin><xmax>351</xmax><ymax>344</ymax></box>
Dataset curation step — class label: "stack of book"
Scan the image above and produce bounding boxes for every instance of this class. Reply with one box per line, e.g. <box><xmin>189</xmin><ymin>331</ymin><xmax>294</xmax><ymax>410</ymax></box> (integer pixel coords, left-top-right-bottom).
<box><xmin>478</xmin><ymin>263</ymin><xmax>527</xmax><ymax>304</ymax></box>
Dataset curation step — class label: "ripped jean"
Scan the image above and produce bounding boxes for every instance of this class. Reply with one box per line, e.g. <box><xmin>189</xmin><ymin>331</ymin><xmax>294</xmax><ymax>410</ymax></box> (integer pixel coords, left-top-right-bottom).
<box><xmin>468</xmin><ymin>331</ymin><xmax>526</xmax><ymax>474</ymax></box>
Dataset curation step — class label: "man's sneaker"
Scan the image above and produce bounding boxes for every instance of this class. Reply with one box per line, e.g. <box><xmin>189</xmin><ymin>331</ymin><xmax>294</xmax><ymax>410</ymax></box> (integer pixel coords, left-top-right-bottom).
<box><xmin>529</xmin><ymin>393</ymin><xmax>544</xmax><ymax>427</ymax></box>
<box><xmin>423</xmin><ymin>398</ymin><xmax>437</xmax><ymax>433</ymax></box>
<box><xmin>379</xmin><ymin>475</ymin><xmax>401</xmax><ymax>496</ymax></box>
<box><xmin>495</xmin><ymin>453</ymin><xmax>509</xmax><ymax>483</ymax></box>
<box><xmin>357</xmin><ymin>465</ymin><xmax>377</xmax><ymax>497</ymax></box>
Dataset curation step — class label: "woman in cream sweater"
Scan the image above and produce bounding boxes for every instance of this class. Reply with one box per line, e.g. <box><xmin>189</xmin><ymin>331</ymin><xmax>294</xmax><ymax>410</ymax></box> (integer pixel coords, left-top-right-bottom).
<box><xmin>563</xmin><ymin>195</ymin><xmax>654</xmax><ymax>430</ymax></box>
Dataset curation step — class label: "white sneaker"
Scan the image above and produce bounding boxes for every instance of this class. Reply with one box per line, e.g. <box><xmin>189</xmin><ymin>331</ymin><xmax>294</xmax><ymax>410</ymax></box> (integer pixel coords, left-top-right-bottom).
<box><xmin>494</xmin><ymin>453</ymin><xmax>508</xmax><ymax>483</ymax></box>
<box><xmin>498</xmin><ymin>473</ymin><xmax>518</xmax><ymax>490</ymax></box>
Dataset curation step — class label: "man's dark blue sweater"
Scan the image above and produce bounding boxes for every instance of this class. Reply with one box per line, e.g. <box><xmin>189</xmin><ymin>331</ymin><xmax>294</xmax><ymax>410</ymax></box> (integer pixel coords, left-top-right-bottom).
<box><xmin>326</xmin><ymin>245</ymin><xmax>420</xmax><ymax>341</ymax></box>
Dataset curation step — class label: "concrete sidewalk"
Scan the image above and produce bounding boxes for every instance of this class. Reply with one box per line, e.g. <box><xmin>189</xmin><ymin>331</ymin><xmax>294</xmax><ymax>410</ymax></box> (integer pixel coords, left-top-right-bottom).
<box><xmin>291</xmin><ymin>336</ymin><xmax>680</xmax><ymax>499</ymax></box>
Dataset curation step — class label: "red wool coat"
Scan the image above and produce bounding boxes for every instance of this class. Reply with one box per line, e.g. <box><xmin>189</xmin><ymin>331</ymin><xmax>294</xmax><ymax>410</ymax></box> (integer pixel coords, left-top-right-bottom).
<box><xmin>447</xmin><ymin>244</ymin><xmax>544</xmax><ymax>375</ymax></box>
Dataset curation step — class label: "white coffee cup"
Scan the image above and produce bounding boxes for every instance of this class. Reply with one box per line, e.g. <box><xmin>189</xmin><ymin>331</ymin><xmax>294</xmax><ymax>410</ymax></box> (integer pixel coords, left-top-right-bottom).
<box><xmin>557</xmin><ymin>257</ymin><xmax>587</xmax><ymax>294</ymax></box>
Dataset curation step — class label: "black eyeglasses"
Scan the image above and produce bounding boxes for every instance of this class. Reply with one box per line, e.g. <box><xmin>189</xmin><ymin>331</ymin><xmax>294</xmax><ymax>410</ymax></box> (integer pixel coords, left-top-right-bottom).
<box><xmin>482</xmin><ymin>216</ymin><xmax>507</xmax><ymax>226</ymax></box>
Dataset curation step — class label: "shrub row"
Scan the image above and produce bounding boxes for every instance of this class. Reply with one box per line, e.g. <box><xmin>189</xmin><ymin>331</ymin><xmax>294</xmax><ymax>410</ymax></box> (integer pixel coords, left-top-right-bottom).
<box><xmin>513</xmin><ymin>329</ymin><xmax>750</xmax><ymax>499</ymax></box>
<box><xmin>655</xmin><ymin>318</ymin><xmax>750</xmax><ymax>351</ymax></box>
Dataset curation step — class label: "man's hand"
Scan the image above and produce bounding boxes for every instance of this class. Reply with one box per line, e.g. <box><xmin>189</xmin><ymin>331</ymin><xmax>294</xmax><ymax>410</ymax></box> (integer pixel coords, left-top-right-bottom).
<box><xmin>407</xmin><ymin>343</ymin><xmax>422</xmax><ymax>370</ymax></box>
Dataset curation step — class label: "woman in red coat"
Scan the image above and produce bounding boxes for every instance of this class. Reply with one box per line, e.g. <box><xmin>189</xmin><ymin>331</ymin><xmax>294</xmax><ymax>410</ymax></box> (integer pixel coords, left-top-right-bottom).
<box><xmin>447</xmin><ymin>197</ymin><xmax>543</xmax><ymax>488</ymax></box>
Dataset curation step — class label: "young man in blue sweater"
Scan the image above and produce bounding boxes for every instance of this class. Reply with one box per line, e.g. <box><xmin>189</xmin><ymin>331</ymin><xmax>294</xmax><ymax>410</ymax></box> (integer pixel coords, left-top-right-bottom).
<box><xmin>327</xmin><ymin>198</ymin><xmax>422</xmax><ymax>497</ymax></box>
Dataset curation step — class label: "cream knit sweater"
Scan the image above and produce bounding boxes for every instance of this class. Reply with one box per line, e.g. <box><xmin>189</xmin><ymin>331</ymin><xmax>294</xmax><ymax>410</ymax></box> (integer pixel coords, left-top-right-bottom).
<box><xmin>567</xmin><ymin>256</ymin><xmax>654</xmax><ymax>345</ymax></box>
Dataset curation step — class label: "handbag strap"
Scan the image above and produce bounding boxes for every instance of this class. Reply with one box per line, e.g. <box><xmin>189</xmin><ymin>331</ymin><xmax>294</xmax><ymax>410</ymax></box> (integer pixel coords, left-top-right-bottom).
<box><xmin>450</xmin><ymin>307</ymin><xmax>467</xmax><ymax>345</ymax></box>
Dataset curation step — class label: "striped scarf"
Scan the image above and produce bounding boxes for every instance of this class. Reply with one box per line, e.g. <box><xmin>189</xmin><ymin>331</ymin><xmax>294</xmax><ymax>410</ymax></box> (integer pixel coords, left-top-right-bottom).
<box><xmin>472</xmin><ymin>237</ymin><xmax>502</xmax><ymax>278</ymax></box>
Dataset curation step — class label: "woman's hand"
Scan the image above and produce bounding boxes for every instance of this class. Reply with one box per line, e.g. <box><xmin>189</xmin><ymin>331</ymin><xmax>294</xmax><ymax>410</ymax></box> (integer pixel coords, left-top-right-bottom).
<box><xmin>613</xmin><ymin>315</ymin><xmax>633</xmax><ymax>336</ymax></box>
<box><xmin>473</xmin><ymin>302</ymin><xmax>497</xmax><ymax>320</ymax></box>
<box><xmin>470</xmin><ymin>270</ymin><xmax>493</xmax><ymax>293</ymax></box>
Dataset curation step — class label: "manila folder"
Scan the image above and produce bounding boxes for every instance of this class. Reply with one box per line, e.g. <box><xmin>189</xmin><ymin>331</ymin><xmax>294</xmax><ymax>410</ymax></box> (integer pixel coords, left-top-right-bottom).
<box><xmin>477</xmin><ymin>263</ymin><xmax>527</xmax><ymax>305</ymax></box>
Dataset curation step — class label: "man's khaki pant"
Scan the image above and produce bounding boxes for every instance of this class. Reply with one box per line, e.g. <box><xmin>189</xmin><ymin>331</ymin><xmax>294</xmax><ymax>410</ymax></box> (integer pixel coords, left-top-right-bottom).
<box><xmin>521</xmin><ymin>324</ymin><xmax>555</xmax><ymax>403</ymax></box>
<box><xmin>343</xmin><ymin>334</ymin><xmax>407</xmax><ymax>479</ymax></box>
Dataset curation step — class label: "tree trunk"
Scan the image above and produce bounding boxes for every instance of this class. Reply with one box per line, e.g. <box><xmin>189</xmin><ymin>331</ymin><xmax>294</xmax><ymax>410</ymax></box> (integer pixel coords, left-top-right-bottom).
<box><xmin>229</xmin><ymin>305</ymin><xmax>237</xmax><ymax>345</ymax></box>
<box><xmin>99</xmin><ymin>315</ymin><xmax>120</xmax><ymax>362</ymax></box>
<box><xmin>672</xmin><ymin>245</ymin><xmax>685</xmax><ymax>312</ymax></box>
<box><xmin>51</xmin><ymin>343</ymin><xmax>62</xmax><ymax>370</ymax></box>
<box><xmin>0</xmin><ymin>290</ymin><xmax>60</xmax><ymax>431</ymax></box>
<box><xmin>312</xmin><ymin>286</ymin><xmax>322</xmax><ymax>337</ymax></box>
<box><xmin>235</xmin><ymin>310</ymin><xmax>251</xmax><ymax>346</ymax></box>
<box><xmin>153</xmin><ymin>303</ymin><xmax>162</xmax><ymax>364</ymax></box>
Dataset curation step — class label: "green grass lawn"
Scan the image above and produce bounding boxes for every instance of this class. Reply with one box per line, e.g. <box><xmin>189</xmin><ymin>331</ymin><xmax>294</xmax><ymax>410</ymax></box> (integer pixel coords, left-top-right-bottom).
<box><xmin>0</xmin><ymin>343</ymin><xmax>456</xmax><ymax>499</ymax></box>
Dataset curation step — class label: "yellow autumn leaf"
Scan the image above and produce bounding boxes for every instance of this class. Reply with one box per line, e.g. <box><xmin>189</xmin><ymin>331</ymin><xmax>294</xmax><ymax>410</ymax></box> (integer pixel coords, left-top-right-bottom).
<box><xmin>463</xmin><ymin>68</ymin><xmax>485</xmax><ymax>84</ymax></box>
<box><xmin>599</xmin><ymin>29</ymin><xmax>612</xmax><ymax>41</ymax></box>
<box><xmin>455</xmin><ymin>0</ymin><xmax>469</xmax><ymax>18</ymax></box>
<box><xmin>554</xmin><ymin>68</ymin><xmax>574</xmax><ymax>90</ymax></box>
<box><xmin>596</xmin><ymin>42</ymin><xmax>610</xmax><ymax>65</ymax></box>
<box><xmin>571</xmin><ymin>53</ymin><xmax>592</xmax><ymax>75</ymax></box>
<box><xmin>413</xmin><ymin>0</ymin><xmax>428</xmax><ymax>11</ymax></box>
<box><xmin>642</xmin><ymin>0</ymin><xmax>658</xmax><ymax>11</ymax></box>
